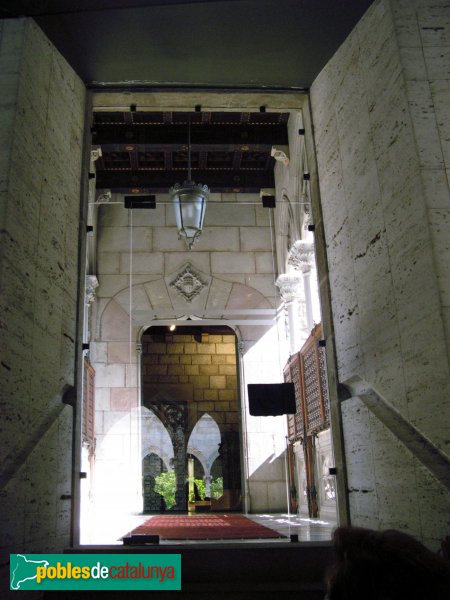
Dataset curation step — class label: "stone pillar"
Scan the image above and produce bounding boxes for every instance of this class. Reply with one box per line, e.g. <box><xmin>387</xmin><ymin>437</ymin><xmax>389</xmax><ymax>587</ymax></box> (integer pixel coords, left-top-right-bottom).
<box><xmin>276</xmin><ymin>273</ymin><xmax>304</xmax><ymax>355</ymax></box>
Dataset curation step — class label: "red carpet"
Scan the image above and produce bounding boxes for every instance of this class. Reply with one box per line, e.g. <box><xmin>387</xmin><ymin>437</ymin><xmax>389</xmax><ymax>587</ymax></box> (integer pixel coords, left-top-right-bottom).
<box><xmin>128</xmin><ymin>514</ymin><xmax>286</xmax><ymax>540</ymax></box>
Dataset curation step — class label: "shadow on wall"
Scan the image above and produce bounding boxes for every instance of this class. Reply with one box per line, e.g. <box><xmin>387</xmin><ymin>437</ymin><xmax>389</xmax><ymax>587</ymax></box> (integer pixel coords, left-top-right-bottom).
<box><xmin>248</xmin><ymin>449</ymin><xmax>288</xmax><ymax>513</ymax></box>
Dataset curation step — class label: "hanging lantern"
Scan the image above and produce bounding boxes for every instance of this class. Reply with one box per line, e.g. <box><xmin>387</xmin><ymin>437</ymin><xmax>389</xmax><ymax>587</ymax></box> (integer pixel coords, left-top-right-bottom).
<box><xmin>170</xmin><ymin>116</ymin><xmax>209</xmax><ymax>250</ymax></box>
<box><xmin>170</xmin><ymin>181</ymin><xmax>209</xmax><ymax>250</ymax></box>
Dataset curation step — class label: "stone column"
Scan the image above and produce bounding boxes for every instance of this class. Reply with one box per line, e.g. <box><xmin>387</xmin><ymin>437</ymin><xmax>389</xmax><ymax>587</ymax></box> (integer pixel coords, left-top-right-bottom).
<box><xmin>204</xmin><ymin>475</ymin><xmax>212</xmax><ymax>498</ymax></box>
<box><xmin>238</xmin><ymin>339</ymin><xmax>252</xmax><ymax>513</ymax></box>
<box><xmin>134</xmin><ymin>342</ymin><xmax>143</xmax><ymax>513</ymax></box>
<box><xmin>173</xmin><ymin>424</ymin><xmax>187</xmax><ymax>511</ymax></box>
<box><xmin>276</xmin><ymin>273</ymin><xmax>304</xmax><ymax>355</ymax></box>
<box><xmin>288</xmin><ymin>241</ymin><xmax>316</xmax><ymax>333</ymax></box>
<box><xmin>84</xmin><ymin>275</ymin><xmax>99</xmax><ymax>344</ymax></box>
<box><xmin>86</xmin><ymin>149</ymin><xmax>103</xmax><ymax>275</ymax></box>
<box><xmin>85</xmin><ymin>275</ymin><xmax>99</xmax><ymax>306</ymax></box>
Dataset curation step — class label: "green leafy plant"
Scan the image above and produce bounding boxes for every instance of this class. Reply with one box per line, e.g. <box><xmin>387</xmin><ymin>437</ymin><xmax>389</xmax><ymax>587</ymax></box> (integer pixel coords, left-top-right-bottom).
<box><xmin>154</xmin><ymin>472</ymin><xmax>224</xmax><ymax>507</ymax></box>
<box><xmin>210</xmin><ymin>476</ymin><xmax>223</xmax><ymax>499</ymax></box>
<box><xmin>194</xmin><ymin>478</ymin><xmax>206</xmax><ymax>500</ymax></box>
<box><xmin>154</xmin><ymin>471</ymin><xmax>176</xmax><ymax>509</ymax></box>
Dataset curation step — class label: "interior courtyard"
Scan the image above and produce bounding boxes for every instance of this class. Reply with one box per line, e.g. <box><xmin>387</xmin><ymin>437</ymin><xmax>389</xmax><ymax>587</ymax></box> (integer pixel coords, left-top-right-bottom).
<box><xmin>1</xmin><ymin>0</ymin><xmax>449</xmax><ymax>597</ymax></box>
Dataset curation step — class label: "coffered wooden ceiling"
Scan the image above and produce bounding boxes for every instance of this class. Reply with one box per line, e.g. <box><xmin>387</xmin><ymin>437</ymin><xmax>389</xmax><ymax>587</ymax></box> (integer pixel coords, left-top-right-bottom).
<box><xmin>3</xmin><ymin>0</ymin><xmax>375</xmax><ymax>192</ymax></box>
<box><xmin>93</xmin><ymin>110</ymin><xmax>289</xmax><ymax>194</ymax></box>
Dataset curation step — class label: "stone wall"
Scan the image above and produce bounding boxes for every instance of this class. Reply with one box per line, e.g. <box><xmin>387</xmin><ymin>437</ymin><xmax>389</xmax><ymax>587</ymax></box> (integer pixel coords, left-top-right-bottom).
<box><xmin>94</xmin><ymin>193</ymin><xmax>276</xmax><ymax>311</ymax></box>
<box><xmin>310</xmin><ymin>0</ymin><xmax>450</xmax><ymax>547</ymax></box>
<box><xmin>242</xmin><ymin>321</ymin><xmax>291</xmax><ymax>513</ymax></box>
<box><xmin>393</xmin><ymin>0</ymin><xmax>450</xmax><ymax>359</ymax></box>
<box><xmin>0</xmin><ymin>17</ymin><xmax>86</xmax><ymax>558</ymax></box>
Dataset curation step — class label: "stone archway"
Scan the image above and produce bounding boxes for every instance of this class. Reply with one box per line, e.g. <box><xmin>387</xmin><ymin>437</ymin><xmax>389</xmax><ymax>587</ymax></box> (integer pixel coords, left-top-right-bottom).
<box><xmin>141</xmin><ymin>324</ymin><xmax>242</xmax><ymax>512</ymax></box>
<box><xmin>187</xmin><ymin>413</ymin><xmax>221</xmax><ymax>497</ymax></box>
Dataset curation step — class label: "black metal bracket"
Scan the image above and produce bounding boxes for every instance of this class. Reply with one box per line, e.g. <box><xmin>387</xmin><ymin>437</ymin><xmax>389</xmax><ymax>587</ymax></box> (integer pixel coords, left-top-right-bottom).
<box><xmin>124</xmin><ymin>195</ymin><xmax>156</xmax><ymax>209</ymax></box>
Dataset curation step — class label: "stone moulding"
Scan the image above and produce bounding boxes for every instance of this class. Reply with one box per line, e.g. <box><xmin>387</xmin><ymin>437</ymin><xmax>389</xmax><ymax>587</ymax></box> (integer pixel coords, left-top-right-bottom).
<box><xmin>169</xmin><ymin>264</ymin><xmax>207</xmax><ymax>303</ymax></box>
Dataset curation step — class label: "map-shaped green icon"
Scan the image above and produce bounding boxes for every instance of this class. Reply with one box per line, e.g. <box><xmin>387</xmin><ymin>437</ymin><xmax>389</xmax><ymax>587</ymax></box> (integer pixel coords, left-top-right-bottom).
<box><xmin>10</xmin><ymin>555</ymin><xmax>49</xmax><ymax>590</ymax></box>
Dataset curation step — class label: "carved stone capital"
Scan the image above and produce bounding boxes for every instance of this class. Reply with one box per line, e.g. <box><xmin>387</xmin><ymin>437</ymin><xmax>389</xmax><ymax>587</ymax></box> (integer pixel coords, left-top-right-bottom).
<box><xmin>85</xmin><ymin>275</ymin><xmax>99</xmax><ymax>305</ymax></box>
<box><xmin>288</xmin><ymin>240</ymin><xmax>315</xmax><ymax>273</ymax></box>
<box><xmin>96</xmin><ymin>190</ymin><xmax>112</xmax><ymax>203</ymax></box>
<box><xmin>276</xmin><ymin>273</ymin><xmax>303</xmax><ymax>303</ymax></box>
<box><xmin>302</xmin><ymin>203</ymin><xmax>312</xmax><ymax>230</ymax></box>
<box><xmin>90</xmin><ymin>147</ymin><xmax>102</xmax><ymax>162</ymax></box>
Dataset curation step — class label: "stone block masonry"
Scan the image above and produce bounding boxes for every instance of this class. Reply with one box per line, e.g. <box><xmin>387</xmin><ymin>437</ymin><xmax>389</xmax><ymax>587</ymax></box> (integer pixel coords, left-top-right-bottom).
<box><xmin>142</xmin><ymin>332</ymin><xmax>239</xmax><ymax>433</ymax></box>
<box><xmin>94</xmin><ymin>191</ymin><xmax>279</xmax><ymax>310</ymax></box>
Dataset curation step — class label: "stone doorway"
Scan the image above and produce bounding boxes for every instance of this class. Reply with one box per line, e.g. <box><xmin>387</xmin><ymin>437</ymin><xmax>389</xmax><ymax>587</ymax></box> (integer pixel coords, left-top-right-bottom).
<box><xmin>141</xmin><ymin>325</ymin><xmax>242</xmax><ymax>512</ymax></box>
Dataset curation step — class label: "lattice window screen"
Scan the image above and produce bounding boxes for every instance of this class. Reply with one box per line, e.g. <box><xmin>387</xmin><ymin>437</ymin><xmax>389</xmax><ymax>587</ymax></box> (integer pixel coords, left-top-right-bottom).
<box><xmin>284</xmin><ymin>324</ymin><xmax>330</xmax><ymax>440</ymax></box>
<box><xmin>318</xmin><ymin>346</ymin><xmax>330</xmax><ymax>424</ymax></box>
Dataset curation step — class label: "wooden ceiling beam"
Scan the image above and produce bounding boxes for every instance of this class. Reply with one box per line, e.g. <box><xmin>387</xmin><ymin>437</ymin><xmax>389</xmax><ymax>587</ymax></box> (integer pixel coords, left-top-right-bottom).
<box><xmin>96</xmin><ymin>169</ymin><xmax>275</xmax><ymax>193</ymax></box>
<box><xmin>92</xmin><ymin>123</ymin><xmax>288</xmax><ymax>146</ymax></box>
<box><xmin>99</xmin><ymin>142</ymin><xmax>273</xmax><ymax>153</ymax></box>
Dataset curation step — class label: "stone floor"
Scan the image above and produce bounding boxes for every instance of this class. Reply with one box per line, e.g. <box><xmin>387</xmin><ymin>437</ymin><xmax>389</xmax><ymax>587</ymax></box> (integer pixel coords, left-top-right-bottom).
<box><xmin>80</xmin><ymin>509</ymin><xmax>336</xmax><ymax>546</ymax></box>
<box><xmin>248</xmin><ymin>513</ymin><xmax>336</xmax><ymax>542</ymax></box>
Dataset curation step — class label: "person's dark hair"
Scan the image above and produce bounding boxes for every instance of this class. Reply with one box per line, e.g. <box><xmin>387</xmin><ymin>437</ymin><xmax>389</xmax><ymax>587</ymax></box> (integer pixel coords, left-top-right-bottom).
<box><xmin>325</xmin><ymin>526</ymin><xmax>450</xmax><ymax>600</ymax></box>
